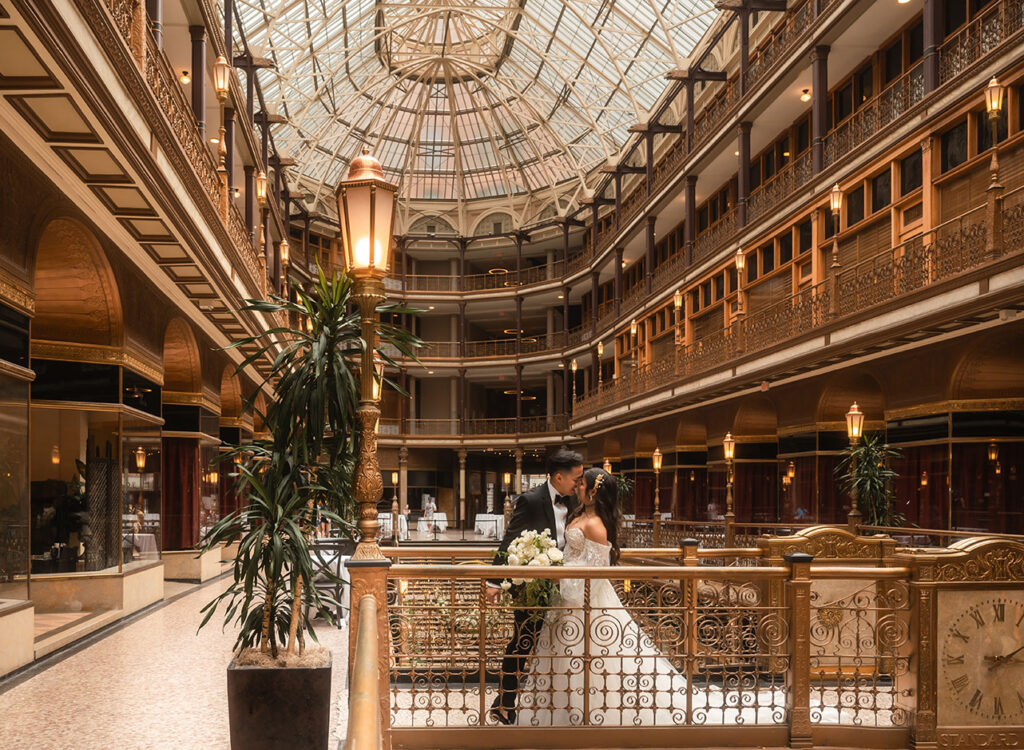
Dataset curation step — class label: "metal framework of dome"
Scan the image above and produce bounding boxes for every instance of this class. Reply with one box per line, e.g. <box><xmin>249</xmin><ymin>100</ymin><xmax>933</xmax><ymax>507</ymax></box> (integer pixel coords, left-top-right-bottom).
<box><xmin>233</xmin><ymin>0</ymin><xmax>715</xmax><ymax>217</ymax></box>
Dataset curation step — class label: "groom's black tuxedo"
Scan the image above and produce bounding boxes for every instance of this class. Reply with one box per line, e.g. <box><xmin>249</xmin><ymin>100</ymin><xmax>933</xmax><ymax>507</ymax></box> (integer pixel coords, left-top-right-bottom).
<box><xmin>490</xmin><ymin>482</ymin><xmax>578</xmax><ymax>720</ymax></box>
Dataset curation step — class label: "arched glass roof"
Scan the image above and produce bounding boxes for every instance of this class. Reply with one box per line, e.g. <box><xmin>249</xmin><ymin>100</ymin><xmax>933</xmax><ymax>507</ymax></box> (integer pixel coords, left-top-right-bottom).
<box><xmin>234</xmin><ymin>0</ymin><xmax>715</xmax><ymax>212</ymax></box>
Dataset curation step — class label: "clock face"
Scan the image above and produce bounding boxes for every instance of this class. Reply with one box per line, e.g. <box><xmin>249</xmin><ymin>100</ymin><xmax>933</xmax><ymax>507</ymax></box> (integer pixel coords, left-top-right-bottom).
<box><xmin>940</xmin><ymin>594</ymin><xmax>1024</xmax><ymax>724</ymax></box>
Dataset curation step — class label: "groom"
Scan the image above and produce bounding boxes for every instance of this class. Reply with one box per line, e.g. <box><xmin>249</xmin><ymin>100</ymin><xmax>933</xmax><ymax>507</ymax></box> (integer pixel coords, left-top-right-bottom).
<box><xmin>486</xmin><ymin>449</ymin><xmax>584</xmax><ymax>725</ymax></box>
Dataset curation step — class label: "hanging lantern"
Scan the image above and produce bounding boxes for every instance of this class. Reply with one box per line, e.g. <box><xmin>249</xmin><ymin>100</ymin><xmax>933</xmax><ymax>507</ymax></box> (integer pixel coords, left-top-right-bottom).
<box><xmin>336</xmin><ymin>148</ymin><xmax>398</xmax><ymax>279</ymax></box>
<box><xmin>723</xmin><ymin>432</ymin><xmax>735</xmax><ymax>462</ymax></box>
<box><xmin>652</xmin><ymin>448</ymin><xmax>662</xmax><ymax>473</ymax></box>
<box><xmin>255</xmin><ymin>170</ymin><xmax>268</xmax><ymax>206</ymax></box>
<box><xmin>134</xmin><ymin>446</ymin><xmax>146</xmax><ymax>471</ymax></box>
<box><xmin>603</xmin><ymin>459</ymin><xmax>612</xmax><ymax>474</ymax></box>
<box><xmin>787</xmin><ymin>460</ymin><xmax>796</xmax><ymax>479</ymax></box>
<box><xmin>212</xmin><ymin>56</ymin><xmax>231</xmax><ymax>102</ymax></box>
<box><xmin>988</xmin><ymin>442</ymin><xmax>999</xmax><ymax>462</ymax></box>
<box><xmin>846</xmin><ymin>402</ymin><xmax>865</xmax><ymax>444</ymax></box>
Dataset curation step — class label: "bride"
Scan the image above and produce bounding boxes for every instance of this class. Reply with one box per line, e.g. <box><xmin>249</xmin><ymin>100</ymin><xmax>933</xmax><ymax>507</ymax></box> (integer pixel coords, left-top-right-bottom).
<box><xmin>517</xmin><ymin>467</ymin><xmax>689</xmax><ymax>726</ymax></box>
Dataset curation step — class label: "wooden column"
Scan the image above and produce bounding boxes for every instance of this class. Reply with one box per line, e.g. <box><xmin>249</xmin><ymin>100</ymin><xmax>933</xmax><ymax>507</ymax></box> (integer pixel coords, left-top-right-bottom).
<box><xmin>590</xmin><ymin>270</ymin><xmax>599</xmax><ymax>336</ymax></box>
<box><xmin>811</xmin><ymin>46</ymin><xmax>829</xmax><ymax>175</ymax></box>
<box><xmin>684</xmin><ymin>176</ymin><xmax>696</xmax><ymax>265</ymax></box>
<box><xmin>189</xmin><ymin>26</ymin><xmax>207</xmax><ymax>136</ymax></box>
<box><xmin>224</xmin><ymin>107</ymin><xmax>235</xmax><ymax>190</ymax></box>
<box><xmin>738</xmin><ymin>7</ymin><xmax>750</xmax><ymax>96</ymax></box>
<box><xmin>923</xmin><ymin>0</ymin><xmax>939</xmax><ymax>94</ymax></box>
<box><xmin>614</xmin><ymin>247</ymin><xmax>623</xmax><ymax>316</ymax></box>
<box><xmin>645</xmin><ymin>215</ymin><xmax>656</xmax><ymax>294</ymax></box>
<box><xmin>737</xmin><ymin>122</ymin><xmax>751</xmax><ymax>228</ymax></box>
<box><xmin>146</xmin><ymin>0</ymin><xmax>163</xmax><ymax>46</ymax></box>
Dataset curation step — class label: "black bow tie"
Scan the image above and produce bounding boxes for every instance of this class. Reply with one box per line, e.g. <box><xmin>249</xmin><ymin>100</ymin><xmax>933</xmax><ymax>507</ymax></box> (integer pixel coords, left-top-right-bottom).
<box><xmin>554</xmin><ymin>494</ymin><xmax>571</xmax><ymax>507</ymax></box>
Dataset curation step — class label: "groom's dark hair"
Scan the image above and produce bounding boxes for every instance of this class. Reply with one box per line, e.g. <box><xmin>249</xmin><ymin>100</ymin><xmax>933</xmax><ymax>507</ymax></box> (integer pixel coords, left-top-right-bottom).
<box><xmin>547</xmin><ymin>449</ymin><xmax>584</xmax><ymax>477</ymax></box>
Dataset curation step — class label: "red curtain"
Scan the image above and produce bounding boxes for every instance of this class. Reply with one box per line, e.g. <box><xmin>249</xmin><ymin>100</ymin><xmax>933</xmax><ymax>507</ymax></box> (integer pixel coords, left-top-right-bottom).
<box><xmin>674</xmin><ymin>467</ymin><xmax>708</xmax><ymax>520</ymax></box>
<box><xmin>162</xmin><ymin>437</ymin><xmax>200</xmax><ymax>549</ymax></box>
<box><xmin>633</xmin><ymin>474</ymin><xmax>653</xmax><ymax>517</ymax></box>
<box><xmin>892</xmin><ymin>444</ymin><xmax>949</xmax><ymax>529</ymax></box>
<box><xmin>733</xmin><ymin>462</ymin><xmax>779</xmax><ymax>523</ymax></box>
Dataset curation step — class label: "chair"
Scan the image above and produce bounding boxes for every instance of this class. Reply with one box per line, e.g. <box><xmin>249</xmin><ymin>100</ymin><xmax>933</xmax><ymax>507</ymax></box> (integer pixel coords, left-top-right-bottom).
<box><xmin>305</xmin><ymin>538</ymin><xmax>354</xmax><ymax>628</ymax></box>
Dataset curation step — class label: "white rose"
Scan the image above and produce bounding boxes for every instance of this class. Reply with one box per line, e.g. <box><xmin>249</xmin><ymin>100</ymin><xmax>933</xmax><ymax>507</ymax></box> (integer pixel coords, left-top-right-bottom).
<box><xmin>500</xmin><ymin>581</ymin><xmax>512</xmax><ymax>591</ymax></box>
<box><xmin>548</xmin><ymin>548</ymin><xmax>563</xmax><ymax>563</ymax></box>
<box><xmin>512</xmin><ymin>577</ymin><xmax>524</xmax><ymax>585</ymax></box>
<box><xmin>535</xmin><ymin>553</ymin><xmax>550</xmax><ymax>566</ymax></box>
<box><xmin>528</xmin><ymin>558</ymin><xmax>542</xmax><ymax>566</ymax></box>
<box><xmin>507</xmin><ymin>554</ymin><xmax>520</xmax><ymax>566</ymax></box>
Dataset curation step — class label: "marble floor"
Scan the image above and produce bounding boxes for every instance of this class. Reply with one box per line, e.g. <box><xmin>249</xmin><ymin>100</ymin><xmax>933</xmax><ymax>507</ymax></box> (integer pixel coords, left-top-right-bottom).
<box><xmin>0</xmin><ymin>576</ymin><xmax>350</xmax><ymax>750</ymax></box>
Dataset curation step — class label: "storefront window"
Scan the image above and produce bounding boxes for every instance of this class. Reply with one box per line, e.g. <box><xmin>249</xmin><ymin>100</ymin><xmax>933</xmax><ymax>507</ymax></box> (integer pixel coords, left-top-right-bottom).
<box><xmin>0</xmin><ymin>373</ymin><xmax>29</xmax><ymax>599</ymax></box>
<box><xmin>122</xmin><ymin>415</ymin><xmax>162</xmax><ymax>567</ymax></box>
<box><xmin>198</xmin><ymin>441</ymin><xmax>220</xmax><ymax>541</ymax></box>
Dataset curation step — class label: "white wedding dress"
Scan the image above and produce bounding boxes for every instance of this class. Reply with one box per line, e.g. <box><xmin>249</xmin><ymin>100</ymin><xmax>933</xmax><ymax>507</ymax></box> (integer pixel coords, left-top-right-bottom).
<box><xmin>517</xmin><ymin>528</ymin><xmax>689</xmax><ymax>726</ymax></box>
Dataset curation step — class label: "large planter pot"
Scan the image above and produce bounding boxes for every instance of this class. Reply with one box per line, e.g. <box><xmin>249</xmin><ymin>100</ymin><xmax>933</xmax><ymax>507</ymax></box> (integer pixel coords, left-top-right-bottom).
<box><xmin>227</xmin><ymin>652</ymin><xmax>332</xmax><ymax>749</ymax></box>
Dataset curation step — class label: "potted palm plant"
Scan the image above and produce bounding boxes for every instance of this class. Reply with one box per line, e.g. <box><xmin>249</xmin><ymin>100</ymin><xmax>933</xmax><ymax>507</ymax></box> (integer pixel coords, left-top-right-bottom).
<box><xmin>835</xmin><ymin>433</ymin><xmax>905</xmax><ymax>527</ymax></box>
<box><xmin>199</xmin><ymin>268</ymin><xmax>420</xmax><ymax>750</ymax></box>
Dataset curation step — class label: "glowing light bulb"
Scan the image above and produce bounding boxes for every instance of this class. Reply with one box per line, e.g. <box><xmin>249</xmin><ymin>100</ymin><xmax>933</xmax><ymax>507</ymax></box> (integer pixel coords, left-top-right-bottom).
<box><xmin>354</xmin><ymin>236</ymin><xmax>383</xmax><ymax>269</ymax></box>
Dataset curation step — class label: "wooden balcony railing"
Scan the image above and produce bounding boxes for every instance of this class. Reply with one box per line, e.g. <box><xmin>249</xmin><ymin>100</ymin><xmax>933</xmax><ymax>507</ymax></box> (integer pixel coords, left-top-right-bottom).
<box><xmin>404</xmin><ymin>260</ymin><xmax>560</xmax><ymax>293</ymax></box>
<box><xmin>747</xmin><ymin>152</ymin><xmax>813</xmax><ymax>224</ymax></box>
<box><xmin>379</xmin><ymin>415</ymin><xmax>569</xmax><ymax>438</ymax></box>
<box><xmin>824</xmin><ymin>63</ymin><xmax>925</xmax><ymax>169</ymax></box>
<box><xmin>575</xmin><ymin>185</ymin><xmax>1022</xmax><ymax>420</ymax></box>
<box><xmin>939</xmin><ymin>0</ymin><xmax>1024</xmax><ymax>84</ymax></box>
<box><xmin>345</xmin><ymin>594</ymin><xmax>382</xmax><ymax>750</ymax></box>
<box><xmin>98</xmin><ymin>0</ymin><xmax>267</xmax><ymax>296</ymax></box>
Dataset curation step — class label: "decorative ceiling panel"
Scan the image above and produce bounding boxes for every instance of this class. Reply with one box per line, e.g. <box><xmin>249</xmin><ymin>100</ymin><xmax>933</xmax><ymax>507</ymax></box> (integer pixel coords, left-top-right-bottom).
<box><xmin>233</xmin><ymin>0</ymin><xmax>715</xmax><ymax>221</ymax></box>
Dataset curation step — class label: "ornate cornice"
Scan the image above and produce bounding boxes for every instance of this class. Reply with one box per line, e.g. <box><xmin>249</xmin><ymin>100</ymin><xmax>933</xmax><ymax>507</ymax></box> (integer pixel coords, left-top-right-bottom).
<box><xmin>885</xmin><ymin>398</ymin><xmax>1024</xmax><ymax>421</ymax></box>
<box><xmin>0</xmin><ymin>264</ymin><xmax>34</xmax><ymax>315</ymax></box>
<box><xmin>31</xmin><ymin>339</ymin><xmax>164</xmax><ymax>384</ymax></box>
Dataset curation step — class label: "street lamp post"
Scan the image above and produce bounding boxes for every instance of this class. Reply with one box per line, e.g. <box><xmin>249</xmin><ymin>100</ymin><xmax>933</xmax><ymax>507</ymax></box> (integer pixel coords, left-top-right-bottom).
<box><xmin>652</xmin><ymin>447</ymin><xmax>663</xmax><ymax>546</ymax></box>
<box><xmin>596</xmin><ymin>341</ymin><xmax>604</xmax><ymax>390</ymax></box>
<box><xmin>570</xmin><ymin>358</ymin><xmax>578</xmax><ymax>403</ymax></box>
<box><xmin>336</xmin><ymin>147</ymin><xmax>398</xmax><ymax>560</ymax></box>
<box><xmin>391</xmin><ymin>471</ymin><xmax>400</xmax><ymax>548</ymax></box>
<box><xmin>213</xmin><ymin>56</ymin><xmax>231</xmax><ymax>220</ymax></box>
<box><xmin>985</xmin><ymin>77</ymin><xmax>1005</xmax><ymax>187</ymax></box>
<box><xmin>629</xmin><ymin>318</ymin><xmax>638</xmax><ymax>373</ymax></box>
<box><xmin>828</xmin><ymin>183</ymin><xmax>843</xmax><ymax>316</ymax></box>
<box><xmin>723</xmin><ymin>432</ymin><xmax>735</xmax><ymax>547</ymax></box>
<box><xmin>673</xmin><ymin>289</ymin><xmax>683</xmax><ymax>345</ymax></box>
<box><xmin>845</xmin><ymin>402</ymin><xmax>865</xmax><ymax>533</ymax></box>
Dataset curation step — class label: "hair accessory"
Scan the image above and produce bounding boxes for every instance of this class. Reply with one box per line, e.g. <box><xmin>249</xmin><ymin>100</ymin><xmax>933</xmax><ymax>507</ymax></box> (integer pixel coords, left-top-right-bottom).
<box><xmin>593</xmin><ymin>472</ymin><xmax>606</xmax><ymax>493</ymax></box>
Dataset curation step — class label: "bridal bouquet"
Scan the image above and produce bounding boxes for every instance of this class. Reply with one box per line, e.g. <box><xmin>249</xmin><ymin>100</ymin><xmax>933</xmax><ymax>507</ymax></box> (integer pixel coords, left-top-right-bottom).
<box><xmin>499</xmin><ymin>529</ymin><xmax>564</xmax><ymax>611</ymax></box>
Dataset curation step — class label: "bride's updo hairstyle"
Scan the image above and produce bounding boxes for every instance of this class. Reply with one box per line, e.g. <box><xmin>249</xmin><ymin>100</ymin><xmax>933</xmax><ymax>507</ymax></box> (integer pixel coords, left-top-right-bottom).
<box><xmin>569</xmin><ymin>467</ymin><xmax>621</xmax><ymax>564</ymax></box>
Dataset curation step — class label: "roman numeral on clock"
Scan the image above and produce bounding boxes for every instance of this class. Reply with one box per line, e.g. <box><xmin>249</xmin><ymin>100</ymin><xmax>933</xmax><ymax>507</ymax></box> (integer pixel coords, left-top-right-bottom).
<box><xmin>992</xmin><ymin>602</ymin><xmax>1005</xmax><ymax>622</ymax></box>
<box><xmin>994</xmin><ymin>696</ymin><xmax>1005</xmax><ymax>718</ymax></box>
<box><xmin>945</xmin><ymin>654</ymin><xmax>964</xmax><ymax>665</ymax></box>
<box><xmin>968</xmin><ymin>690</ymin><xmax>984</xmax><ymax>712</ymax></box>
<box><xmin>970</xmin><ymin>609</ymin><xmax>985</xmax><ymax>628</ymax></box>
<box><xmin>950</xmin><ymin>627</ymin><xmax>970</xmax><ymax>643</ymax></box>
<box><xmin>952</xmin><ymin>674</ymin><xmax>969</xmax><ymax>692</ymax></box>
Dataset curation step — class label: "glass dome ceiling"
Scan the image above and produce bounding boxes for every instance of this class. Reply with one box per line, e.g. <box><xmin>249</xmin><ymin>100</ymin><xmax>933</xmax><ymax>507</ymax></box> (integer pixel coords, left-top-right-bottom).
<box><xmin>234</xmin><ymin>0</ymin><xmax>715</xmax><ymax>211</ymax></box>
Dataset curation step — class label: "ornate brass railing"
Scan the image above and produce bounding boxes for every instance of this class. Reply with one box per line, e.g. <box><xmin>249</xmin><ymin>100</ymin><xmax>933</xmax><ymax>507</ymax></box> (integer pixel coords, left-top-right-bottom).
<box><xmin>824</xmin><ymin>63</ymin><xmax>925</xmax><ymax>169</ymax></box>
<box><xmin>692</xmin><ymin>207</ymin><xmax>738</xmax><ymax>265</ymax></box>
<box><xmin>575</xmin><ymin>181</ymin><xmax>1022</xmax><ymax>421</ymax></box>
<box><xmin>939</xmin><ymin>0</ymin><xmax>1024</xmax><ymax>84</ymax></box>
<box><xmin>365</xmin><ymin>527</ymin><xmax>1024</xmax><ymax>748</ymax></box>
<box><xmin>346</xmin><ymin>594</ymin><xmax>383</xmax><ymax>750</ymax></box>
<box><xmin>747</xmin><ymin>152</ymin><xmax>813</xmax><ymax>224</ymax></box>
<box><xmin>379</xmin><ymin>416</ymin><xmax>569</xmax><ymax>438</ymax></box>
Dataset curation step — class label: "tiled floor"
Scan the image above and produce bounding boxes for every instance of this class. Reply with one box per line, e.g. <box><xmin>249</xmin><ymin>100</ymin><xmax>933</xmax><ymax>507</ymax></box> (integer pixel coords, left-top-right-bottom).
<box><xmin>0</xmin><ymin>576</ymin><xmax>350</xmax><ymax>750</ymax></box>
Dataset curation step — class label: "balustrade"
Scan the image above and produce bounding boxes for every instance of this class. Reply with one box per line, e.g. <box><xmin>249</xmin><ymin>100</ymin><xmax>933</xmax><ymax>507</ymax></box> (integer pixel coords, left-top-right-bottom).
<box><xmin>381</xmin><ymin>416</ymin><xmax>569</xmax><ymax>438</ymax></box>
<box><xmin>743</xmin><ymin>0</ymin><xmax>814</xmax><ymax>93</ymax></box>
<box><xmin>575</xmin><ymin>177</ymin><xmax>1017</xmax><ymax>422</ymax></box>
<box><xmin>692</xmin><ymin>207</ymin><xmax>738</xmax><ymax>265</ymax></box>
<box><xmin>747</xmin><ymin>152</ymin><xmax>812</xmax><ymax>224</ymax></box>
<box><xmin>939</xmin><ymin>0</ymin><xmax>1024</xmax><ymax>84</ymax></box>
<box><xmin>823</xmin><ymin>64</ymin><xmax>925</xmax><ymax>169</ymax></box>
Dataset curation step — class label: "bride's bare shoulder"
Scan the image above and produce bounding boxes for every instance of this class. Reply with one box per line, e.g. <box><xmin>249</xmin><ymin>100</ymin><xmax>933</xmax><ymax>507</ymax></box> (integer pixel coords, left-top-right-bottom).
<box><xmin>581</xmin><ymin>515</ymin><xmax>608</xmax><ymax>545</ymax></box>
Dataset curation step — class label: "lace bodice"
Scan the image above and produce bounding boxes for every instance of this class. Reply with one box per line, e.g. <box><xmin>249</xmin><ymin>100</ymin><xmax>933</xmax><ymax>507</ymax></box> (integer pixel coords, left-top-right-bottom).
<box><xmin>563</xmin><ymin>527</ymin><xmax>611</xmax><ymax>567</ymax></box>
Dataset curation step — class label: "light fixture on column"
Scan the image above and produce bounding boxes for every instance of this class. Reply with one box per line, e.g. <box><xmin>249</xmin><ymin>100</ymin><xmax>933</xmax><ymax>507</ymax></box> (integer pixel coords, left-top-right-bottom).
<box><xmin>829</xmin><ymin>183</ymin><xmax>843</xmax><ymax>226</ymax></box>
<box><xmin>603</xmin><ymin>459</ymin><xmax>612</xmax><ymax>474</ymax></box>
<box><xmin>180</xmin><ymin>70</ymin><xmax>191</xmax><ymax>85</ymax></box>
<box><xmin>652</xmin><ymin>447</ymin><xmax>662</xmax><ymax>518</ymax></box>
<box><xmin>630</xmin><ymin>318</ymin><xmax>638</xmax><ymax>338</ymax></box>
<box><xmin>985</xmin><ymin>76</ymin><xmax>1006</xmax><ymax>185</ymax></box>
<box><xmin>212</xmin><ymin>56</ymin><xmax>231</xmax><ymax>171</ymax></box>
<box><xmin>787</xmin><ymin>460</ymin><xmax>796</xmax><ymax>479</ymax></box>
<box><xmin>134</xmin><ymin>446</ymin><xmax>147</xmax><ymax>471</ymax></box>
<box><xmin>920</xmin><ymin>470</ymin><xmax>929</xmax><ymax>488</ymax></box>
<box><xmin>51</xmin><ymin>444</ymin><xmax>60</xmax><ymax>466</ymax></box>
<box><xmin>596</xmin><ymin>342</ymin><xmax>603</xmax><ymax>388</ymax></box>
<box><xmin>723</xmin><ymin>432</ymin><xmax>735</xmax><ymax>529</ymax></box>
<box><xmin>570</xmin><ymin>358</ymin><xmax>578</xmax><ymax>402</ymax></box>
<box><xmin>735</xmin><ymin>248</ymin><xmax>746</xmax><ymax>274</ymax></box>
<box><xmin>673</xmin><ymin>289</ymin><xmax>683</xmax><ymax>344</ymax></box>
<box><xmin>336</xmin><ymin>146</ymin><xmax>398</xmax><ymax>555</ymax></box>
<box><xmin>988</xmin><ymin>442</ymin><xmax>999</xmax><ymax>462</ymax></box>
<box><xmin>597</xmin><ymin>340</ymin><xmax>604</xmax><ymax>357</ymax></box>
<box><xmin>846</xmin><ymin>402</ymin><xmax>865</xmax><ymax>531</ymax></box>
<box><xmin>256</xmin><ymin>170</ymin><xmax>268</xmax><ymax>207</ymax></box>
<box><xmin>279</xmin><ymin>236</ymin><xmax>290</xmax><ymax>270</ymax></box>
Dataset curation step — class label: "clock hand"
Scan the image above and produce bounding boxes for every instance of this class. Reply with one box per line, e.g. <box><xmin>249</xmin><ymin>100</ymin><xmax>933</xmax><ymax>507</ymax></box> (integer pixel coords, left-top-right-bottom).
<box><xmin>987</xmin><ymin>643</ymin><xmax>1024</xmax><ymax>670</ymax></box>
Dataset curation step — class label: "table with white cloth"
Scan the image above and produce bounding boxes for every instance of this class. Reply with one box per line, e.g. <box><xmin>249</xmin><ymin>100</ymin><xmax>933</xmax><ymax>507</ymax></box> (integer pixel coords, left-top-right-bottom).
<box><xmin>377</xmin><ymin>512</ymin><xmax>409</xmax><ymax>540</ymax></box>
<box><xmin>132</xmin><ymin>533</ymin><xmax>158</xmax><ymax>558</ymax></box>
<box><xmin>474</xmin><ymin>513</ymin><xmax>505</xmax><ymax>540</ymax></box>
<box><xmin>416</xmin><ymin>512</ymin><xmax>448</xmax><ymax>534</ymax></box>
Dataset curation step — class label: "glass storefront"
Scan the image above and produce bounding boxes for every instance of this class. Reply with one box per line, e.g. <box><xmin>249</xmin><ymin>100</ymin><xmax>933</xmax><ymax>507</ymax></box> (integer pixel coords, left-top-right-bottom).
<box><xmin>30</xmin><ymin>405</ymin><xmax>162</xmax><ymax>575</ymax></box>
<box><xmin>0</xmin><ymin>371</ymin><xmax>29</xmax><ymax>600</ymax></box>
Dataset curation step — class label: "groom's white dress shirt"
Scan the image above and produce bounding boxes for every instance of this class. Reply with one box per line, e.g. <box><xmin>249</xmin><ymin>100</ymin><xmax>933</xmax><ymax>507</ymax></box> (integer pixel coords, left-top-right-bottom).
<box><xmin>547</xmin><ymin>480</ymin><xmax>568</xmax><ymax>550</ymax></box>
